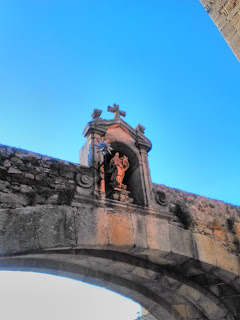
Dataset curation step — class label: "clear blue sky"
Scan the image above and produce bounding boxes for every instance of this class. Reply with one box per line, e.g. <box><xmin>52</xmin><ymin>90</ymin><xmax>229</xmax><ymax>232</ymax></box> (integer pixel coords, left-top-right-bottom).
<box><xmin>0</xmin><ymin>1</ymin><xmax>239</xmax><ymax>318</ymax></box>
<box><xmin>1</xmin><ymin>0</ymin><xmax>239</xmax><ymax>206</ymax></box>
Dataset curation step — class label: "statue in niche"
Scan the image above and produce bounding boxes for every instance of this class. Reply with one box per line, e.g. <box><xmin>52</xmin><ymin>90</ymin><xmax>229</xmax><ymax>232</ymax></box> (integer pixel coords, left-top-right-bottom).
<box><xmin>109</xmin><ymin>153</ymin><xmax>129</xmax><ymax>190</ymax></box>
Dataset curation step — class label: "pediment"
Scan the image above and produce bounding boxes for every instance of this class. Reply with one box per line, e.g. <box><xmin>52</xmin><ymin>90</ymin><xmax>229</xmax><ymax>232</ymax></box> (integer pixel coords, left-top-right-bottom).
<box><xmin>83</xmin><ymin>117</ymin><xmax>152</xmax><ymax>152</ymax></box>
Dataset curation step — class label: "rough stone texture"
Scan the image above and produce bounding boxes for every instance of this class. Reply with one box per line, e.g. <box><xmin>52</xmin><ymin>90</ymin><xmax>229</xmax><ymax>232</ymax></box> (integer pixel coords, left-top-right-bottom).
<box><xmin>1</xmin><ymin>143</ymin><xmax>240</xmax><ymax>319</ymax></box>
<box><xmin>153</xmin><ymin>183</ymin><xmax>240</xmax><ymax>255</ymax></box>
<box><xmin>107</xmin><ymin>212</ymin><xmax>135</xmax><ymax>247</ymax></box>
<box><xmin>200</xmin><ymin>0</ymin><xmax>240</xmax><ymax>61</ymax></box>
<box><xmin>0</xmin><ymin>144</ymin><xmax>94</xmax><ymax>210</ymax></box>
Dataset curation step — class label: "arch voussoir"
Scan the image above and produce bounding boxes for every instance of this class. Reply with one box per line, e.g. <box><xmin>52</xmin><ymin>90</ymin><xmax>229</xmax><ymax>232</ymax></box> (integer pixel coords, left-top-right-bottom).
<box><xmin>0</xmin><ymin>249</ymin><xmax>235</xmax><ymax>320</ymax></box>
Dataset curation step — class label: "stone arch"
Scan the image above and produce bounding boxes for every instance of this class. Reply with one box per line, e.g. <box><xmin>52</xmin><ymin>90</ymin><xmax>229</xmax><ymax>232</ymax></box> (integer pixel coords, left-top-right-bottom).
<box><xmin>1</xmin><ymin>136</ymin><xmax>240</xmax><ymax>318</ymax></box>
<box><xmin>0</xmin><ymin>248</ymin><xmax>236</xmax><ymax>320</ymax></box>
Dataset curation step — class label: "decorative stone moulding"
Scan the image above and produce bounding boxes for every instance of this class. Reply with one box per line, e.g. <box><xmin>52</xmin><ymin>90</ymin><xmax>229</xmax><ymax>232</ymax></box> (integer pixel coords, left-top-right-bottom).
<box><xmin>155</xmin><ymin>190</ymin><xmax>167</xmax><ymax>206</ymax></box>
<box><xmin>76</xmin><ymin>173</ymin><xmax>93</xmax><ymax>188</ymax></box>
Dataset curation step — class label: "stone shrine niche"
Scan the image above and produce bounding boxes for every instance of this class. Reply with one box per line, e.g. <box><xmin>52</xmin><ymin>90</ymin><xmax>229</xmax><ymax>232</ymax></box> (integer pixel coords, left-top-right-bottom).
<box><xmin>79</xmin><ymin>105</ymin><xmax>154</xmax><ymax>207</ymax></box>
<box><xmin>105</xmin><ymin>142</ymin><xmax>140</xmax><ymax>205</ymax></box>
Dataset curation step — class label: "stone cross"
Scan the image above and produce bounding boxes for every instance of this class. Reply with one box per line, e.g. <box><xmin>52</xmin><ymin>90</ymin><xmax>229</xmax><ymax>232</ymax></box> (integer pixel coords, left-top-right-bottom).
<box><xmin>107</xmin><ymin>104</ymin><xmax>126</xmax><ymax>119</ymax></box>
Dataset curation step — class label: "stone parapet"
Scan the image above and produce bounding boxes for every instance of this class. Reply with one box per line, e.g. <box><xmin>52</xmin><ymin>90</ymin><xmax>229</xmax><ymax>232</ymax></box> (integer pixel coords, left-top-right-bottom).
<box><xmin>0</xmin><ymin>144</ymin><xmax>94</xmax><ymax>210</ymax></box>
<box><xmin>153</xmin><ymin>183</ymin><xmax>240</xmax><ymax>255</ymax></box>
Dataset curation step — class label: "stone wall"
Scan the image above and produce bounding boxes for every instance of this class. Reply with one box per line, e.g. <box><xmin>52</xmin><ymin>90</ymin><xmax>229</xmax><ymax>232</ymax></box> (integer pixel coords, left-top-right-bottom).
<box><xmin>1</xmin><ymin>143</ymin><xmax>240</xmax><ymax>257</ymax></box>
<box><xmin>200</xmin><ymin>0</ymin><xmax>240</xmax><ymax>61</ymax></box>
<box><xmin>0</xmin><ymin>144</ymin><xmax>94</xmax><ymax>210</ymax></box>
<box><xmin>153</xmin><ymin>184</ymin><xmax>240</xmax><ymax>255</ymax></box>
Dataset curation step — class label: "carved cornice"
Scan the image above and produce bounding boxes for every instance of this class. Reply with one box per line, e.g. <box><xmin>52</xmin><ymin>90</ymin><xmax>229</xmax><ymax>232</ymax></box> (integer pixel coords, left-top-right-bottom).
<box><xmin>83</xmin><ymin>118</ymin><xmax>152</xmax><ymax>152</ymax></box>
<box><xmin>83</xmin><ymin>121</ymin><xmax>107</xmax><ymax>137</ymax></box>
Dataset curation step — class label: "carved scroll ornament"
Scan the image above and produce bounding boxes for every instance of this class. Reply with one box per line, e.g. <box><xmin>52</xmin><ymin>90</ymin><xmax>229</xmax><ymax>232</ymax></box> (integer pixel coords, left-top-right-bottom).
<box><xmin>76</xmin><ymin>173</ymin><xmax>93</xmax><ymax>188</ymax></box>
<box><xmin>155</xmin><ymin>190</ymin><xmax>167</xmax><ymax>206</ymax></box>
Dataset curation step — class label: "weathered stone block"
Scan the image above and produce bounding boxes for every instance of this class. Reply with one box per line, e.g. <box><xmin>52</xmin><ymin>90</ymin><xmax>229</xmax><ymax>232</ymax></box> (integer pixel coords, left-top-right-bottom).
<box><xmin>169</xmin><ymin>225</ymin><xmax>193</xmax><ymax>258</ymax></box>
<box><xmin>199</xmin><ymin>295</ymin><xmax>227</xmax><ymax>319</ymax></box>
<box><xmin>215</xmin><ymin>242</ymin><xmax>239</xmax><ymax>278</ymax></box>
<box><xmin>131</xmin><ymin>266</ymin><xmax>157</xmax><ymax>281</ymax></box>
<box><xmin>107</xmin><ymin>212</ymin><xmax>134</xmax><ymax>247</ymax></box>
<box><xmin>0</xmin><ymin>192</ymin><xmax>28</xmax><ymax>207</ymax></box>
<box><xmin>96</xmin><ymin>208</ymin><xmax>108</xmax><ymax>247</ymax></box>
<box><xmin>149</xmin><ymin>302</ymin><xmax>175</xmax><ymax>320</ymax></box>
<box><xmin>178</xmin><ymin>283</ymin><xmax>204</xmax><ymax>304</ymax></box>
<box><xmin>186</xmin><ymin>303</ymin><xmax>203</xmax><ymax>318</ymax></box>
<box><xmin>193</xmin><ymin>233</ymin><xmax>217</xmax><ymax>269</ymax></box>
<box><xmin>34</xmin><ymin>205</ymin><xmax>76</xmax><ymax>249</ymax></box>
<box><xmin>145</xmin><ymin>217</ymin><xmax>170</xmax><ymax>255</ymax></box>
<box><xmin>75</xmin><ymin>205</ymin><xmax>99</xmax><ymax>246</ymax></box>
<box><xmin>0</xmin><ymin>207</ymin><xmax>38</xmax><ymax>254</ymax></box>
<box><xmin>131</xmin><ymin>213</ymin><xmax>148</xmax><ymax>250</ymax></box>
<box><xmin>173</xmin><ymin>304</ymin><xmax>188</xmax><ymax>318</ymax></box>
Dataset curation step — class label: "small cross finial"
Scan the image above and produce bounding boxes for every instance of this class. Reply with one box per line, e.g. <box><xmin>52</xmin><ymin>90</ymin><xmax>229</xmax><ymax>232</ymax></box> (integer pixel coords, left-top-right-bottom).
<box><xmin>107</xmin><ymin>104</ymin><xmax>126</xmax><ymax>119</ymax></box>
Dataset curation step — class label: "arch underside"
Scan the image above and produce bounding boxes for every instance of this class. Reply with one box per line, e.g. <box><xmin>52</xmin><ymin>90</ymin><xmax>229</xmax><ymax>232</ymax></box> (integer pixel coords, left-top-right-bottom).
<box><xmin>0</xmin><ymin>249</ymin><xmax>237</xmax><ymax>320</ymax></box>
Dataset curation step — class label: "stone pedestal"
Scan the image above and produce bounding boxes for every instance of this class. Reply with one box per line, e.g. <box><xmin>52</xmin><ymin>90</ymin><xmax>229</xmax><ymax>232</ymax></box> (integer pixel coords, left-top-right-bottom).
<box><xmin>112</xmin><ymin>188</ymin><xmax>134</xmax><ymax>203</ymax></box>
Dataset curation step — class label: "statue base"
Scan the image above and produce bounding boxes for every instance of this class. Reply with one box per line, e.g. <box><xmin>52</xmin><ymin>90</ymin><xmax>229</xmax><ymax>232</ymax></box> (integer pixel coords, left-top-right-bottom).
<box><xmin>112</xmin><ymin>188</ymin><xmax>134</xmax><ymax>203</ymax></box>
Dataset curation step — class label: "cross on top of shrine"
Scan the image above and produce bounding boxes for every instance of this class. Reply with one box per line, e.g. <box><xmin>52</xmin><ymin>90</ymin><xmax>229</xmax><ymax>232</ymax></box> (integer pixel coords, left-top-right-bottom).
<box><xmin>107</xmin><ymin>104</ymin><xmax>126</xmax><ymax>119</ymax></box>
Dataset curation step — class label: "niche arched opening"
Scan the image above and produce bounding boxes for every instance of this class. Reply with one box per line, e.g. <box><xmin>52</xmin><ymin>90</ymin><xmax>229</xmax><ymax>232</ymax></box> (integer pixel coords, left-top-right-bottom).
<box><xmin>105</xmin><ymin>141</ymin><xmax>145</xmax><ymax>206</ymax></box>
